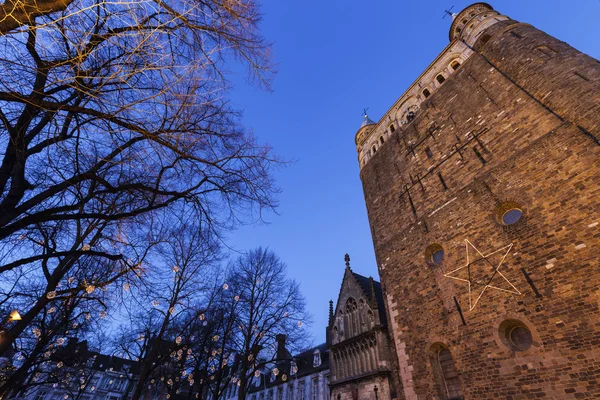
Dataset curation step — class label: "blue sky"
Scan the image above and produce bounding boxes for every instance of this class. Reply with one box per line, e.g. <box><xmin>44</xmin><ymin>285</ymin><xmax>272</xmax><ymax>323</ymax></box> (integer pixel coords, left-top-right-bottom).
<box><xmin>226</xmin><ymin>0</ymin><xmax>600</xmax><ymax>344</ymax></box>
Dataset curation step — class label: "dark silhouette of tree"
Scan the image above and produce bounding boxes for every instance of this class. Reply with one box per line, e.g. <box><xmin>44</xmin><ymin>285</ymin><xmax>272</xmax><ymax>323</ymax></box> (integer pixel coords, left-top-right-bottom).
<box><xmin>0</xmin><ymin>0</ymin><xmax>278</xmax><ymax>374</ymax></box>
<box><xmin>227</xmin><ymin>247</ymin><xmax>310</xmax><ymax>400</ymax></box>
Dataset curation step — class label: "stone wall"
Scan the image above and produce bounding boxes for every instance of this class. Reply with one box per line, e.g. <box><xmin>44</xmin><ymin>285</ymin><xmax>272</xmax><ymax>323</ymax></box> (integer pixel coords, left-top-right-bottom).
<box><xmin>359</xmin><ymin>19</ymin><xmax>600</xmax><ymax>400</ymax></box>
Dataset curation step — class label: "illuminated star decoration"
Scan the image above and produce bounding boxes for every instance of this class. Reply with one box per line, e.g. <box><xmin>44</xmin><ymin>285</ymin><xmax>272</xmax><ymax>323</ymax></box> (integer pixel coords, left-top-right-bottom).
<box><xmin>444</xmin><ymin>239</ymin><xmax>520</xmax><ymax>311</ymax></box>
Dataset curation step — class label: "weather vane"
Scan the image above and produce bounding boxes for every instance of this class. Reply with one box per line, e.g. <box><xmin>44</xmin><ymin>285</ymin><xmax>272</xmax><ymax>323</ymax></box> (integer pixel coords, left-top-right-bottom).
<box><xmin>362</xmin><ymin>107</ymin><xmax>369</xmax><ymax>118</ymax></box>
<box><xmin>442</xmin><ymin>5</ymin><xmax>455</xmax><ymax>19</ymax></box>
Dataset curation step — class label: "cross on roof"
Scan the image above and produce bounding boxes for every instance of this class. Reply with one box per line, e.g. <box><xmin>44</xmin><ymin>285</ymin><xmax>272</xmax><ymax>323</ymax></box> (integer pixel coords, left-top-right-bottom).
<box><xmin>442</xmin><ymin>5</ymin><xmax>455</xmax><ymax>19</ymax></box>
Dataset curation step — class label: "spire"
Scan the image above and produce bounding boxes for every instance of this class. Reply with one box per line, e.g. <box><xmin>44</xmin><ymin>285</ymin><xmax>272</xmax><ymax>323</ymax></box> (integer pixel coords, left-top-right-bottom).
<box><xmin>344</xmin><ymin>253</ymin><xmax>351</xmax><ymax>270</ymax></box>
<box><xmin>328</xmin><ymin>300</ymin><xmax>334</xmax><ymax>326</ymax></box>
<box><xmin>369</xmin><ymin>276</ymin><xmax>377</xmax><ymax>307</ymax></box>
<box><xmin>360</xmin><ymin>109</ymin><xmax>376</xmax><ymax>129</ymax></box>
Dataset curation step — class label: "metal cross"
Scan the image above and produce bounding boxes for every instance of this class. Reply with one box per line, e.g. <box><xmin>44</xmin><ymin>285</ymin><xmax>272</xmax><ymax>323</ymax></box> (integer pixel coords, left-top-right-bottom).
<box><xmin>362</xmin><ymin>107</ymin><xmax>369</xmax><ymax>118</ymax></box>
<box><xmin>442</xmin><ymin>5</ymin><xmax>454</xmax><ymax>19</ymax></box>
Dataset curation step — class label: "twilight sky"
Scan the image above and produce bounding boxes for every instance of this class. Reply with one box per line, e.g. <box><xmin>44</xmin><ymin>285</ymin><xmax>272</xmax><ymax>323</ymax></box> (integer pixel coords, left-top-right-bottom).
<box><xmin>226</xmin><ymin>0</ymin><xmax>600</xmax><ymax>344</ymax></box>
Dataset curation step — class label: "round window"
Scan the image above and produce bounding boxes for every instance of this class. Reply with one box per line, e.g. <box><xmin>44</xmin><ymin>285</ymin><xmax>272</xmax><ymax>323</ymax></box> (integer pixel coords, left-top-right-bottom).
<box><xmin>496</xmin><ymin>201</ymin><xmax>523</xmax><ymax>226</ymax></box>
<box><xmin>431</xmin><ymin>249</ymin><xmax>445</xmax><ymax>265</ymax></box>
<box><xmin>502</xmin><ymin>208</ymin><xmax>522</xmax><ymax>225</ymax></box>
<box><xmin>499</xmin><ymin>319</ymin><xmax>533</xmax><ymax>352</ymax></box>
<box><xmin>425</xmin><ymin>244</ymin><xmax>445</xmax><ymax>266</ymax></box>
<box><xmin>509</xmin><ymin>326</ymin><xmax>533</xmax><ymax>351</ymax></box>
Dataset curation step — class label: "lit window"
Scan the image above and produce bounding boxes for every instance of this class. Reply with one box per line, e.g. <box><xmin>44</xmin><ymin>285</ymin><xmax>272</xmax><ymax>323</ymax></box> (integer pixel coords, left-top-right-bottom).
<box><xmin>451</xmin><ymin>60</ymin><xmax>461</xmax><ymax>70</ymax></box>
<box><xmin>313</xmin><ymin>349</ymin><xmax>321</xmax><ymax>367</ymax></box>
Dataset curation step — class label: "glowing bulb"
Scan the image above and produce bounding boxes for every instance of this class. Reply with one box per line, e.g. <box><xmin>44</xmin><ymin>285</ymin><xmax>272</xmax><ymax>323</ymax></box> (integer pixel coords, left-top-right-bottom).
<box><xmin>9</xmin><ymin>309</ymin><xmax>21</xmax><ymax>321</ymax></box>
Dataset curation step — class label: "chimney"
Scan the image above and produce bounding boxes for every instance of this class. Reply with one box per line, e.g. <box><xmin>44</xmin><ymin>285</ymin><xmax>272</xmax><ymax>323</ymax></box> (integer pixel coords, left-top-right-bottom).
<box><xmin>276</xmin><ymin>334</ymin><xmax>287</xmax><ymax>361</ymax></box>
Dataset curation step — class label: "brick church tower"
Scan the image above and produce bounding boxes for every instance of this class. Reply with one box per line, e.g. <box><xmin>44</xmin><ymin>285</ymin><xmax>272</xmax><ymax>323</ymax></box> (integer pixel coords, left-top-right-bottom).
<box><xmin>355</xmin><ymin>3</ymin><xmax>600</xmax><ymax>399</ymax></box>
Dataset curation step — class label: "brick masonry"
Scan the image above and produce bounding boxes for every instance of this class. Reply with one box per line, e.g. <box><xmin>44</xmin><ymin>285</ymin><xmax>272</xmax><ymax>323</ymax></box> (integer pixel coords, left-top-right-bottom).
<box><xmin>358</xmin><ymin>6</ymin><xmax>600</xmax><ymax>400</ymax></box>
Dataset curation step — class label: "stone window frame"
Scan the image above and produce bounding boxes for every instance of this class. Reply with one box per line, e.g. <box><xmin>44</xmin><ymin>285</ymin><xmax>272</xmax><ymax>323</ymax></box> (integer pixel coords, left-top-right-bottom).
<box><xmin>435</xmin><ymin>73</ymin><xmax>447</xmax><ymax>86</ymax></box>
<box><xmin>494</xmin><ymin>200</ymin><xmax>524</xmax><ymax>226</ymax></box>
<box><xmin>492</xmin><ymin>314</ymin><xmax>541</xmax><ymax>356</ymax></box>
<box><xmin>449</xmin><ymin>59</ymin><xmax>462</xmax><ymax>71</ymax></box>
<box><xmin>427</xmin><ymin>342</ymin><xmax>464</xmax><ymax>400</ymax></box>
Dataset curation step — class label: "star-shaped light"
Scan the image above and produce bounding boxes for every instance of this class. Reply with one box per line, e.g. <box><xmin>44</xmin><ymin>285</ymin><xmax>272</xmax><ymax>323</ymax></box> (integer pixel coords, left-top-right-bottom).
<box><xmin>444</xmin><ymin>239</ymin><xmax>520</xmax><ymax>311</ymax></box>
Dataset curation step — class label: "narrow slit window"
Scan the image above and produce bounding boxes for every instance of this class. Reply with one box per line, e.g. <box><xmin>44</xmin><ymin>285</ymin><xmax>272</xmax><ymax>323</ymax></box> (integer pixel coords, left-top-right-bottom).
<box><xmin>380</xmin><ymin>136</ymin><xmax>385</xmax><ymax>144</ymax></box>
<box><xmin>372</xmin><ymin>145</ymin><xmax>377</xmax><ymax>155</ymax></box>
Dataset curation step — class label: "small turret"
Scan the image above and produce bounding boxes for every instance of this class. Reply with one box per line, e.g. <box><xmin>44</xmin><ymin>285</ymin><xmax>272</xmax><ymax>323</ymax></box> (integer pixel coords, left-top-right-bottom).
<box><xmin>449</xmin><ymin>3</ymin><xmax>510</xmax><ymax>46</ymax></box>
<box><xmin>355</xmin><ymin>111</ymin><xmax>377</xmax><ymax>167</ymax></box>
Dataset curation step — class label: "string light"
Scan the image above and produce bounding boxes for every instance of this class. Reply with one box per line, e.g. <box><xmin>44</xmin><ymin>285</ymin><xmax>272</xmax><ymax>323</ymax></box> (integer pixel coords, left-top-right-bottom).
<box><xmin>9</xmin><ymin>309</ymin><xmax>21</xmax><ymax>321</ymax></box>
<box><xmin>81</xmin><ymin>244</ymin><xmax>91</xmax><ymax>251</ymax></box>
<box><xmin>46</xmin><ymin>291</ymin><xmax>56</xmax><ymax>299</ymax></box>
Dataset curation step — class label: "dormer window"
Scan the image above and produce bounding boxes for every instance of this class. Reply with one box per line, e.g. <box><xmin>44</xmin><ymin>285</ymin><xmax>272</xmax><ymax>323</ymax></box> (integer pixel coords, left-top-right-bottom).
<box><xmin>313</xmin><ymin>349</ymin><xmax>321</xmax><ymax>367</ymax></box>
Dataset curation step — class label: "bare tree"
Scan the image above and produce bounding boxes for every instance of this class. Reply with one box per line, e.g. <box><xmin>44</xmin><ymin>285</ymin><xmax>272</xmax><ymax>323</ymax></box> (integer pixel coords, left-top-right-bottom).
<box><xmin>0</xmin><ymin>0</ymin><xmax>278</xmax><ymax>364</ymax></box>
<box><xmin>114</xmin><ymin>221</ymin><xmax>223</xmax><ymax>400</ymax></box>
<box><xmin>227</xmin><ymin>247</ymin><xmax>310</xmax><ymax>400</ymax></box>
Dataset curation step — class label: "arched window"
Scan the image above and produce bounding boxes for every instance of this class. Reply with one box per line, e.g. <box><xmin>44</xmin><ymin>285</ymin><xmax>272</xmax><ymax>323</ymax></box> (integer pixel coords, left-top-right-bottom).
<box><xmin>313</xmin><ymin>349</ymin><xmax>322</xmax><ymax>367</ymax></box>
<box><xmin>379</xmin><ymin>136</ymin><xmax>385</xmax><ymax>145</ymax></box>
<box><xmin>436</xmin><ymin>74</ymin><xmax>446</xmax><ymax>84</ymax></box>
<box><xmin>345</xmin><ymin>298</ymin><xmax>359</xmax><ymax>337</ymax></box>
<box><xmin>422</xmin><ymin>89</ymin><xmax>431</xmax><ymax>98</ymax></box>
<box><xmin>450</xmin><ymin>60</ymin><xmax>461</xmax><ymax>70</ymax></box>
<box><xmin>371</xmin><ymin>145</ymin><xmax>377</xmax><ymax>156</ymax></box>
<box><xmin>430</xmin><ymin>345</ymin><xmax>463</xmax><ymax>400</ymax></box>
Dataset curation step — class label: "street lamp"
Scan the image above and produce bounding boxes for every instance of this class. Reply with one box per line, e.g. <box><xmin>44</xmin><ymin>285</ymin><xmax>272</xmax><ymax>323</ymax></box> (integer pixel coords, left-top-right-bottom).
<box><xmin>374</xmin><ymin>385</ymin><xmax>378</xmax><ymax>400</ymax></box>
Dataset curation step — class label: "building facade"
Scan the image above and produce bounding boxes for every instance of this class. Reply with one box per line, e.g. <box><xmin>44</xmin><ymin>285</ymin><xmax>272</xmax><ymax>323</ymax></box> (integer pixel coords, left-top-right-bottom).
<box><xmin>355</xmin><ymin>2</ymin><xmax>600</xmax><ymax>399</ymax></box>
<box><xmin>234</xmin><ymin>342</ymin><xmax>330</xmax><ymax>400</ymax></box>
<box><xmin>327</xmin><ymin>255</ymin><xmax>398</xmax><ymax>400</ymax></box>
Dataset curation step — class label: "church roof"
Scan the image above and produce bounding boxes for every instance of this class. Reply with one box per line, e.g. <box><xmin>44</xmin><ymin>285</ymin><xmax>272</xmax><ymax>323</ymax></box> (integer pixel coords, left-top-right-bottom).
<box><xmin>360</xmin><ymin>115</ymin><xmax>376</xmax><ymax>129</ymax></box>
